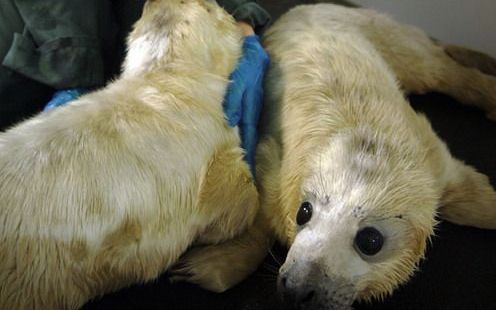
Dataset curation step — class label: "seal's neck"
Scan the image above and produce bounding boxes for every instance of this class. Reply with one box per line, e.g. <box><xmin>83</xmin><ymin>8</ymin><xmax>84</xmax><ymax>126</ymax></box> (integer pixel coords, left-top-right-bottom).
<box><xmin>121</xmin><ymin>1</ymin><xmax>242</xmax><ymax>80</ymax></box>
<box><xmin>122</xmin><ymin>29</ymin><xmax>172</xmax><ymax>78</ymax></box>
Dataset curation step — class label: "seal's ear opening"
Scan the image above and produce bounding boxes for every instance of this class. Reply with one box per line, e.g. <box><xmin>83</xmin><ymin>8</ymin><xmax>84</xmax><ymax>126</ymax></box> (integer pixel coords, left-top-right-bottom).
<box><xmin>438</xmin><ymin>158</ymin><xmax>496</xmax><ymax>229</ymax></box>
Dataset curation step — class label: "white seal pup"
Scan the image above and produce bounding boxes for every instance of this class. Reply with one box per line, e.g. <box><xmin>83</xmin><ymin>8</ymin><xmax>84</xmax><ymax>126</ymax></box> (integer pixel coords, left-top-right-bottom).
<box><xmin>172</xmin><ymin>4</ymin><xmax>496</xmax><ymax>310</ymax></box>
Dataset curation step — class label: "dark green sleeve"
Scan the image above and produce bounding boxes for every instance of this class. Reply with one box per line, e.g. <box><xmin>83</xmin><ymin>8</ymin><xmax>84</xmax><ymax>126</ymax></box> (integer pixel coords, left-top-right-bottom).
<box><xmin>217</xmin><ymin>0</ymin><xmax>271</xmax><ymax>33</ymax></box>
<box><xmin>1</xmin><ymin>0</ymin><xmax>117</xmax><ymax>89</ymax></box>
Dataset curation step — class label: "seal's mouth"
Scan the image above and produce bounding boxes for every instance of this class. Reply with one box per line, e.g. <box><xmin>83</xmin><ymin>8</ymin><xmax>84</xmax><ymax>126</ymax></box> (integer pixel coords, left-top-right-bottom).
<box><xmin>286</xmin><ymin>298</ymin><xmax>355</xmax><ymax>310</ymax></box>
<box><xmin>277</xmin><ymin>271</ymin><xmax>356</xmax><ymax>310</ymax></box>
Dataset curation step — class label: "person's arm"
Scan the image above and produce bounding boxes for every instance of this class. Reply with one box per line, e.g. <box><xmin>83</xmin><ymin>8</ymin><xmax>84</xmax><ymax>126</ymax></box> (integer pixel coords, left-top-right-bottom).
<box><xmin>220</xmin><ymin>1</ymin><xmax>271</xmax><ymax>176</ymax></box>
<box><xmin>237</xmin><ymin>20</ymin><xmax>255</xmax><ymax>36</ymax></box>
<box><xmin>223</xmin><ymin>33</ymin><xmax>269</xmax><ymax>177</ymax></box>
<box><xmin>217</xmin><ymin>0</ymin><xmax>271</xmax><ymax>34</ymax></box>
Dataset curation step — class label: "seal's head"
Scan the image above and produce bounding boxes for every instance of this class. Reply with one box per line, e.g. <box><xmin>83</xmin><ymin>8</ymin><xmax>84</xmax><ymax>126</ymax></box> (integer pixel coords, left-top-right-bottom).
<box><xmin>124</xmin><ymin>0</ymin><xmax>241</xmax><ymax>77</ymax></box>
<box><xmin>278</xmin><ymin>129</ymin><xmax>439</xmax><ymax>309</ymax></box>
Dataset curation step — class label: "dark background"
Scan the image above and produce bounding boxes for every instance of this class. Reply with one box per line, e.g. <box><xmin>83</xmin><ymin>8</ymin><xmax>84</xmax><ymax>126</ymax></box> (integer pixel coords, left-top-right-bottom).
<box><xmin>2</xmin><ymin>1</ymin><xmax>495</xmax><ymax>309</ymax></box>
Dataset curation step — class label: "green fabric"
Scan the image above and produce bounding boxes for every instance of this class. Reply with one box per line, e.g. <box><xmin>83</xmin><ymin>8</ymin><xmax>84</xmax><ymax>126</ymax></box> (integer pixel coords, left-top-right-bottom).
<box><xmin>0</xmin><ymin>0</ymin><xmax>24</xmax><ymax>61</ymax></box>
<box><xmin>0</xmin><ymin>0</ymin><xmax>117</xmax><ymax>129</ymax></box>
<box><xmin>0</xmin><ymin>0</ymin><xmax>117</xmax><ymax>89</ymax></box>
<box><xmin>217</xmin><ymin>0</ymin><xmax>271</xmax><ymax>33</ymax></box>
<box><xmin>3</xmin><ymin>32</ymin><xmax>104</xmax><ymax>89</ymax></box>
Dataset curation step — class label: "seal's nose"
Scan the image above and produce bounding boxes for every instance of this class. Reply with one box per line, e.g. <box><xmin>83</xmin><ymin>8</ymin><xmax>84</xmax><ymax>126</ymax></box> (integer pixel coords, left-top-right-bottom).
<box><xmin>278</xmin><ymin>272</ymin><xmax>316</xmax><ymax>308</ymax></box>
<box><xmin>277</xmin><ymin>260</ymin><xmax>355</xmax><ymax>310</ymax></box>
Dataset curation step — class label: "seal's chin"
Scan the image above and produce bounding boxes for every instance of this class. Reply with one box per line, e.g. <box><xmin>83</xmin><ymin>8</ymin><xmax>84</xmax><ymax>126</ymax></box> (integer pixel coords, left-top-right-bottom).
<box><xmin>314</xmin><ymin>294</ymin><xmax>355</xmax><ymax>310</ymax></box>
<box><xmin>294</xmin><ymin>297</ymin><xmax>355</xmax><ymax>310</ymax></box>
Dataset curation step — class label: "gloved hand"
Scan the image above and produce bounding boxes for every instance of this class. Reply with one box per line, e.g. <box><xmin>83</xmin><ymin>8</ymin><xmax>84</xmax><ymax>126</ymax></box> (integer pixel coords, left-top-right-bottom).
<box><xmin>43</xmin><ymin>88</ymin><xmax>87</xmax><ymax>112</ymax></box>
<box><xmin>223</xmin><ymin>34</ymin><xmax>270</xmax><ymax>177</ymax></box>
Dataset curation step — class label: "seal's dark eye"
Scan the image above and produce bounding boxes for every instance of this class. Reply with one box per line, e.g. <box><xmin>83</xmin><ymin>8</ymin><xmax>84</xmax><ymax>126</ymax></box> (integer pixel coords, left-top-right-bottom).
<box><xmin>296</xmin><ymin>202</ymin><xmax>313</xmax><ymax>226</ymax></box>
<box><xmin>355</xmin><ymin>227</ymin><xmax>384</xmax><ymax>256</ymax></box>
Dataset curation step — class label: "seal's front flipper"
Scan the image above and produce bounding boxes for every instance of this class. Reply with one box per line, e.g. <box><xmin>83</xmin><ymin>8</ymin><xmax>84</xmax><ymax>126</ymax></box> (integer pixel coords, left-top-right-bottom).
<box><xmin>170</xmin><ymin>214</ymin><xmax>273</xmax><ymax>292</ymax></box>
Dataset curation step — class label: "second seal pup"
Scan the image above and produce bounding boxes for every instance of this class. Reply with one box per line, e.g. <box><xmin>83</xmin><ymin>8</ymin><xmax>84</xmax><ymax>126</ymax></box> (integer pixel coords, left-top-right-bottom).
<box><xmin>0</xmin><ymin>1</ymin><xmax>258</xmax><ymax>309</ymax></box>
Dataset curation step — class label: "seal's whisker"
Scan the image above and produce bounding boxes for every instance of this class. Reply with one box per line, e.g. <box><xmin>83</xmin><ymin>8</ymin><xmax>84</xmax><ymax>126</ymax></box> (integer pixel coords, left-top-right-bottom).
<box><xmin>268</xmin><ymin>248</ymin><xmax>283</xmax><ymax>267</ymax></box>
<box><xmin>262</xmin><ymin>262</ymin><xmax>280</xmax><ymax>275</ymax></box>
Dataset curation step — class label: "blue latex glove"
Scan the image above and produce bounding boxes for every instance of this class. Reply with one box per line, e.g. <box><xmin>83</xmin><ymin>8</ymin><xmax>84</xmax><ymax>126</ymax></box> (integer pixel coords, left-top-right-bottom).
<box><xmin>43</xmin><ymin>88</ymin><xmax>87</xmax><ymax>112</ymax></box>
<box><xmin>223</xmin><ymin>35</ymin><xmax>270</xmax><ymax>177</ymax></box>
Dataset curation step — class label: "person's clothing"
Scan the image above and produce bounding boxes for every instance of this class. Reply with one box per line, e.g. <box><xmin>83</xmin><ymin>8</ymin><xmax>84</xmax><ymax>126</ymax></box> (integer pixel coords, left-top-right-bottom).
<box><xmin>218</xmin><ymin>0</ymin><xmax>271</xmax><ymax>33</ymax></box>
<box><xmin>0</xmin><ymin>0</ymin><xmax>117</xmax><ymax>89</ymax></box>
<box><xmin>0</xmin><ymin>0</ymin><xmax>118</xmax><ymax>129</ymax></box>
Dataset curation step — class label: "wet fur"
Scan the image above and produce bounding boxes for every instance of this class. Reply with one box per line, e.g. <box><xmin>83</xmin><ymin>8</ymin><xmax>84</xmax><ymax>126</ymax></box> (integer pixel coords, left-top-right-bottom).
<box><xmin>0</xmin><ymin>1</ymin><xmax>258</xmax><ymax>309</ymax></box>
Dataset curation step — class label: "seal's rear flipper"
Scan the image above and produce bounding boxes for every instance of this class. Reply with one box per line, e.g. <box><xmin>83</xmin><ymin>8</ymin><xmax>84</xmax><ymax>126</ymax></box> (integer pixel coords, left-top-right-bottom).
<box><xmin>439</xmin><ymin>158</ymin><xmax>496</xmax><ymax>229</ymax></box>
<box><xmin>443</xmin><ymin>44</ymin><xmax>496</xmax><ymax>77</ymax></box>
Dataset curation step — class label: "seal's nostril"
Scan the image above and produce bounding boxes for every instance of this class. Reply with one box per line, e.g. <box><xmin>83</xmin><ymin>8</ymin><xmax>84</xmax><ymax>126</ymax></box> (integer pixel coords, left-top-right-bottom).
<box><xmin>281</xmin><ymin>275</ymin><xmax>287</xmax><ymax>288</ymax></box>
<box><xmin>301</xmin><ymin>290</ymin><xmax>315</xmax><ymax>304</ymax></box>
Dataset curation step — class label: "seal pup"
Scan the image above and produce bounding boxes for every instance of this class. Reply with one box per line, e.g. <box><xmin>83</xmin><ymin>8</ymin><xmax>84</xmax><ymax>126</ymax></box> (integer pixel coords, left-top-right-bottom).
<box><xmin>0</xmin><ymin>1</ymin><xmax>258</xmax><ymax>309</ymax></box>
<box><xmin>172</xmin><ymin>4</ymin><xmax>496</xmax><ymax>310</ymax></box>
